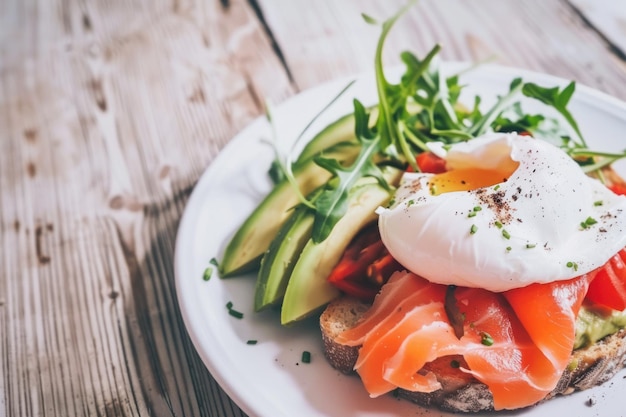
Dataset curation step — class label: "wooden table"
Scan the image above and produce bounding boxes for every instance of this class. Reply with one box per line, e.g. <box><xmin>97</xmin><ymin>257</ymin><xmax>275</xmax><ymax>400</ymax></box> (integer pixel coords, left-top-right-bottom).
<box><xmin>2</xmin><ymin>0</ymin><xmax>625</xmax><ymax>416</ymax></box>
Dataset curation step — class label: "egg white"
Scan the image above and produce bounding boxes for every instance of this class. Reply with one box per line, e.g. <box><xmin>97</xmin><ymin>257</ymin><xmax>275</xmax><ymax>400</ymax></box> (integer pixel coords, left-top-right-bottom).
<box><xmin>377</xmin><ymin>133</ymin><xmax>626</xmax><ymax>292</ymax></box>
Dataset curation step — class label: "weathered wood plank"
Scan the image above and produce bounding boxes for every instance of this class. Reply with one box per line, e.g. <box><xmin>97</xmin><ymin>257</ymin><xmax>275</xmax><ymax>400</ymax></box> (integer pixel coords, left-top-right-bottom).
<box><xmin>0</xmin><ymin>0</ymin><xmax>294</xmax><ymax>416</ymax></box>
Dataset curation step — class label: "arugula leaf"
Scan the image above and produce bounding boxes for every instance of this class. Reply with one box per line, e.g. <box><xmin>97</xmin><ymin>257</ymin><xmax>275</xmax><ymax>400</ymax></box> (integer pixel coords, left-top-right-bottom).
<box><xmin>310</xmin><ymin>100</ymin><xmax>389</xmax><ymax>242</ymax></box>
<box><xmin>470</xmin><ymin>78</ymin><xmax>524</xmax><ymax>136</ymax></box>
<box><xmin>521</xmin><ymin>81</ymin><xmax>585</xmax><ymax>146</ymax></box>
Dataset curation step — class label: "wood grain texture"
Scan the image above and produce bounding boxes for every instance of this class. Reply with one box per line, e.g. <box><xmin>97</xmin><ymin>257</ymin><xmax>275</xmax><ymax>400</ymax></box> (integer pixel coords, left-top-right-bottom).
<box><xmin>1</xmin><ymin>1</ymin><xmax>626</xmax><ymax>416</ymax></box>
<box><xmin>257</xmin><ymin>0</ymin><xmax>626</xmax><ymax>99</ymax></box>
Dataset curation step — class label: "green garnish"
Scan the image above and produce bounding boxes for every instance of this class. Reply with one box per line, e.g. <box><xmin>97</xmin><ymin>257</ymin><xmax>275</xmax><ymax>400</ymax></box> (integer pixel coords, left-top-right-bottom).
<box><xmin>526</xmin><ymin>243</ymin><xmax>536</xmax><ymax>249</ymax></box>
<box><xmin>594</xmin><ymin>200</ymin><xmax>603</xmax><ymax>206</ymax></box>
<box><xmin>301</xmin><ymin>351</ymin><xmax>312</xmax><ymax>364</ymax></box>
<box><xmin>502</xmin><ymin>229</ymin><xmax>511</xmax><ymax>240</ymax></box>
<box><xmin>473</xmin><ymin>206</ymin><xmax>482</xmax><ymax>212</ymax></box>
<box><xmin>468</xmin><ymin>211</ymin><xmax>477</xmax><ymax>218</ymax></box>
<box><xmin>506</xmin><ymin>246</ymin><xmax>512</xmax><ymax>252</ymax></box>
<box><xmin>226</xmin><ymin>301</ymin><xmax>244</xmax><ymax>319</ymax></box>
<box><xmin>246</xmin><ymin>340</ymin><xmax>258</xmax><ymax>345</ymax></box>
<box><xmin>494</xmin><ymin>221</ymin><xmax>503</xmax><ymax>229</ymax></box>
<box><xmin>580</xmin><ymin>216</ymin><xmax>598</xmax><ymax>229</ymax></box>
<box><xmin>566</xmin><ymin>261</ymin><xmax>579</xmax><ymax>271</ymax></box>
<box><xmin>202</xmin><ymin>267</ymin><xmax>213</xmax><ymax>281</ymax></box>
<box><xmin>470</xmin><ymin>224</ymin><xmax>478</xmax><ymax>235</ymax></box>
<box><xmin>480</xmin><ymin>332</ymin><xmax>494</xmax><ymax>346</ymax></box>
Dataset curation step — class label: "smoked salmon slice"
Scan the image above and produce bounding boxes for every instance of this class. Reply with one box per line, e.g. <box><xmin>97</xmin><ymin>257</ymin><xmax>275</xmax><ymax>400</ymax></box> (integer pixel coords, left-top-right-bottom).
<box><xmin>336</xmin><ymin>271</ymin><xmax>593</xmax><ymax>410</ymax></box>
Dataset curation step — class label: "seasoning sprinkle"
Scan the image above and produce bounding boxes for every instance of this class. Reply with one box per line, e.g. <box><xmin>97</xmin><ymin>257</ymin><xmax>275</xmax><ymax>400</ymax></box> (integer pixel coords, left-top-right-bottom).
<box><xmin>246</xmin><ymin>340</ymin><xmax>258</xmax><ymax>345</ymax></box>
<box><xmin>301</xmin><ymin>351</ymin><xmax>311</xmax><ymax>364</ymax></box>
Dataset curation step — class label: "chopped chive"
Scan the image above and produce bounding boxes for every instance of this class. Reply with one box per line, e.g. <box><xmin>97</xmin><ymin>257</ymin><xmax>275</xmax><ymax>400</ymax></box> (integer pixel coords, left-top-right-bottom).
<box><xmin>494</xmin><ymin>184</ymin><xmax>501</xmax><ymax>191</ymax></box>
<box><xmin>480</xmin><ymin>332</ymin><xmax>494</xmax><ymax>346</ymax></box>
<box><xmin>566</xmin><ymin>261</ymin><xmax>579</xmax><ymax>271</ymax></box>
<box><xmin>301</xmin><ymin>351</ymin><xmax>311</xmax><ymax>364</ymax></box>
<box><xmin>202</xmin><ymin>267</ymin><xmax>213</xmax><ymax>281</ymax></box>
<box><xmin>246</xmin><ymin>340</ymin><xmax>258</xmax><ymax>345</ymax></box>
<box><xmin>594</xmin><ymin>200</ymin><xmax>603</xmax><ymax>207</ymax></box>
<box><xmin>209</xmin><ymin>257</ymin><xmax>219</xmax><ymax>267</ymax></box>
<box><xmin>407</xmin><ymin>199</ymin><xmax>415</xmax><ymax>207</ymax></box>
<box><xmin>506</xmin><ymin>246</ymin><xmax>512</xmax><ymax>252</ymax></box>
<box><xmin>502</xmin><ymin>229</ymin><xmax>511</xmax><ymax>240</ymax></box>
<box><xmin>580</xmin><ymin>216</ymin><xmax>598</xmax><ymax>229</ymax></box>
<box><xmin>470</xmin><ymin>224</ymin><xmax>478</xmax><ymax>235</ymax></box>
<box><xmin>494</xmin><ymin>221</ymin><xmax>503</xmax><ymax>229</ymax></box>
<box><xmin>473</xmin><ymin>206</ymin><xmax>482</xmax><ymax>212</ymax></box>
<box><xmin>430</xmin><ymin>185</ymin><xmax>438</xmax><ymax>195</ymax></box>
<box><xmin>226</xmin><ymin>301</ymin><xmax>244</xmax><ymax>318</ymax></box>
<box><xmin>228</xmin><ymin>309</ymin><xmax>244</xmax><ymax>319</ymax></box>
<box><xmin>467</xmin><ymin>211</ymin><xmax>477</xmax><ymax>218</ymax></box>
<box><xmin>526</xmin><ymin>243</ymin><xmax>536</xmax><ymax>249</ymax></box>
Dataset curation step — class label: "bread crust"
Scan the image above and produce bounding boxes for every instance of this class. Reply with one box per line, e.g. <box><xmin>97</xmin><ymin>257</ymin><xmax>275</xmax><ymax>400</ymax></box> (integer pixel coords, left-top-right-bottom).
<box><xmin>320</xmin><ymin>297</ymin><xmax>626</xmax><ymax>413</ymax></box>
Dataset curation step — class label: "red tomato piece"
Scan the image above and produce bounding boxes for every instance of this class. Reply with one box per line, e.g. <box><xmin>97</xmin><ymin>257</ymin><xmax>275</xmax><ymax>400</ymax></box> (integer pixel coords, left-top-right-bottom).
<box><xmin>415</xmin><ymin>152</ymin><xmax>447</xmax><ymax>174</ymax></box>
<box><xmin>609</xmin><ymin>183</ymin><xmax>626</xmax><ymax>196</ymax></box>
<box><xmin>586</xmin><ymin>249</ymin><xmax>626</xmax><ymax>311</ymax></box>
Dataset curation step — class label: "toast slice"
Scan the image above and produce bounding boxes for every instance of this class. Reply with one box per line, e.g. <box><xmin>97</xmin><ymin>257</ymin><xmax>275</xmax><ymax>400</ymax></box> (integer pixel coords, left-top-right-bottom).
<box><xmin>320</xmin><ymin>296</ymin><xmax>626</xmax><ymax>413</ymax></box>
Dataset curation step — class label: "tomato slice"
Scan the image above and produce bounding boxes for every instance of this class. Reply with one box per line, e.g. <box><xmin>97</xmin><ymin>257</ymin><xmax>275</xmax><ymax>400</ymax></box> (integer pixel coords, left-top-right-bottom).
<box><xmin>586</xmin><ymin>249</ymin><xmax>626</xmax><ymax>311</ymax></box>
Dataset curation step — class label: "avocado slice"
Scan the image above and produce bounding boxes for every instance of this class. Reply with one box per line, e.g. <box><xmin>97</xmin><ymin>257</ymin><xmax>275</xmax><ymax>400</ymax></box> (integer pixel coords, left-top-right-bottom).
<box><xmin>219</xmin><ymin>118</ymin><xmax>360</xmax><ymax>277</ymax></box>
<box><xmin>280</xmin><ymin>168</ymin><xmax>402</xmax><ymax>325</ymax></box>
<box><xmin>254</xmin><ymin>199</ymin><xmax>316</xmax><ymax>311</ymax></box>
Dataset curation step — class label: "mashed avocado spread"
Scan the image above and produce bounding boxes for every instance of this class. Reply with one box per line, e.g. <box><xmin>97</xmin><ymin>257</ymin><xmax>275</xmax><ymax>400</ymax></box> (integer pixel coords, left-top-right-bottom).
<box><xmin>574</xmin><ymin>305</ymin><xmax>626</xmax><ymax>349</ymax></box>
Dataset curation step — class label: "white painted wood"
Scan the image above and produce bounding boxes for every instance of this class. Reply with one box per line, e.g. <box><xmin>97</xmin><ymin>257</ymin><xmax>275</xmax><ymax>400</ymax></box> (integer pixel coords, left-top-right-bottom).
<box><xmin>569</xmin><ymin>0</ymin><xmax>626</xmax><ymax>56</ymax></box>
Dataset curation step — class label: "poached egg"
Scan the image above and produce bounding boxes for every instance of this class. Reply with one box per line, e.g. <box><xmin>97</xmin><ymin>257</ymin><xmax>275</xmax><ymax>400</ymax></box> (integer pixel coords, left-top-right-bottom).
<box><xmin>377</xmin><ymin>132</ymin><xmax>626</xmax><ymax>292</ymax></box>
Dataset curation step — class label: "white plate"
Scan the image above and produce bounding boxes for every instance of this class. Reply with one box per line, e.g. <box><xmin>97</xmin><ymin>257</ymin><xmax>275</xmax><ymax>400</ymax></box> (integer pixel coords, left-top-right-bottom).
<box><xmin>175</xmin><ymin>64</ymin><xmax>626</xmax><ymax>417</ymax></box>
